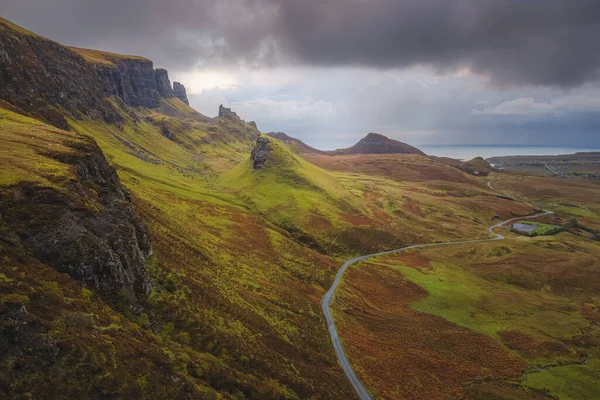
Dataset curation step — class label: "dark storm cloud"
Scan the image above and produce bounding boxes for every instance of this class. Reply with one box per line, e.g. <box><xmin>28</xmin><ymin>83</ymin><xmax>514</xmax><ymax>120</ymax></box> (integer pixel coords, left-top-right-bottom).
<box><xmin>2</xmin><ymin>0</ymin><xmax>600</xmax><ymax>86</ymax></box>
<box><xmin>276</xmin><ymin>0</ymin><xmax>600</xmax><ymax>87</ymax></box>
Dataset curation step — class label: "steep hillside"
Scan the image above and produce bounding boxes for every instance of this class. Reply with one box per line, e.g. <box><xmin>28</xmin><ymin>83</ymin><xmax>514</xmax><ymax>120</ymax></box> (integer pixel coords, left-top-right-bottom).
<box><xmin>0</xmin><ymin>108</ymin><xmax>222</xmax><ymax>399</ymax></box>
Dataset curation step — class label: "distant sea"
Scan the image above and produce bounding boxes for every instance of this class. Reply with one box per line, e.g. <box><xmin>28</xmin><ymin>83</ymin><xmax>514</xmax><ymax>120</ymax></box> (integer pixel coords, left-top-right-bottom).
<box><xmin>416</xmin><ymin>145</ymin><xmax>600</xmax><ymax>161</ymax></box>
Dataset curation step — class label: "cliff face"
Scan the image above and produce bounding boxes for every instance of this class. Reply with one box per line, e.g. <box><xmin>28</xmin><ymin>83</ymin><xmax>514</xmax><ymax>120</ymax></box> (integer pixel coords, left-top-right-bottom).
<box><xmin>251</xmin><ymin>136</ymin><xmax>272</xmax><ymax>170</ymax></box>
<box><xmin>173</xmin><ymin>81</ymin><xmax>189</xmax><ymax>105</ymax></box>
<box><xmin>0</xmin><ymin>18</ymin><xmax>189</xmax><ymax>128</ymax></box>
<box><xmin>0</xmin><ymin>135</ymin><xmax>153</xmax><ymax>303</ymax></box>
<box><xmin>94</xmin><ymin>58</ymin><xmax>189</xmax><ymax>108</ymax></box>
<box><xmin>0</xmin><ymin>21</ymin><xmax>120</xmax><ymax>129</ymax></box>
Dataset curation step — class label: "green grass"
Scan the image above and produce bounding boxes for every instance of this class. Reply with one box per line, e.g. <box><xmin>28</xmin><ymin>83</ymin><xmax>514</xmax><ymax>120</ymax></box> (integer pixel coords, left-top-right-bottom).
<box><xmin>523</xmin><ymin>358</ymin><xmax>600</xmax><ymax>400</ymax></box>
<box><xmin>0</xmin><ymin>108</ymin><xmax>83</xmax><ymax>188</ymax></box>
<box><xmin>365</xmin><ymin>230</ymin><xmax>600</xmax><ymax>399</ymax></box>
<box><xmin>69</xmin><ymin>47</ymin><xmax>151</xmax><ymax>65</ymax></box>
<box><xmin>222</xmin><ymin>136</ymin><xmax>353</xmax><ymax>234</ymax></box>
<box><xmin>378</xmin><ymin>259</ymin><xmax>587</xmax><ymax>341</ymax></box>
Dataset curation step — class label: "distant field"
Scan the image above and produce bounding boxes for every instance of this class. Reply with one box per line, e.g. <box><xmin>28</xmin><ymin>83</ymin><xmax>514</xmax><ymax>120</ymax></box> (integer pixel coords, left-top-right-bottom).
<box><xmin>333</xmin><ymin>173</ymin><xmax>600</xmax><ymax>399</ymax></box>
<box><xmin>501</xmin><ymin>165</ymin><xmax>555</xmax><ymax>176</ymax></box>
<box><xmin>488</xmin><ymin>152</ymin><xmax>600</xmax><ymax>179</ymax></box>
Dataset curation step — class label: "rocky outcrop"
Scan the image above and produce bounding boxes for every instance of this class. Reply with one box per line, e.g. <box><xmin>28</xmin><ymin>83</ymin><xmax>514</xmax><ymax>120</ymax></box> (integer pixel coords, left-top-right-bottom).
<box><xmin>0</xmin><ymin>18</ymin><xmax>190</xmax><ymax>128</ymax></box>
<box><xmin>0</xmin><ymin>137</ymin><xmax>153</xmax><ymax>303</ymax></box>
<box><xmin>218</xmin><ymin>104</ymin><xmax>240</xmax><ymax>119</ymax></box>
<box><xmin>155</xmin><ymin>68</ymin><xmax>175</xmax><ymax>99</ymax></box>
<box><xmin>173</xmin><ymin>81</ymin><xmax>189</xmax><ymax>105</ymax></box>
<box><xmin>95</xmin><ymin>58</ymin><xmax>160</xmax><ymax>108</ymax></box>
<box><xmin>96</xmin><ymin>61</ymin><xmax>189</xmax><ymax>108</ymax></box>
<box><xmin>250</xmin><ymin>136</ymin><xmax>271</xmax><ymax>170</ymax></box>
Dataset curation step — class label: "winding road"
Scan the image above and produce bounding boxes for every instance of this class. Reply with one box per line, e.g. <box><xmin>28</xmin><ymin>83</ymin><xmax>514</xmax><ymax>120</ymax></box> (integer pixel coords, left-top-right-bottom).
<box><xmin>322</xmin><ymin>182</ymin><xmax>552</xmax><ymax>400</ymax></box>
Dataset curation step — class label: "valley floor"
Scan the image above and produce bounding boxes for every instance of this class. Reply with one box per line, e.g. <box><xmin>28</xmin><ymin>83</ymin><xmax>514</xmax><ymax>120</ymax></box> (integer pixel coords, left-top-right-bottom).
<box><xmin>332</xmin><ymin>173</ymin><xmax>600</xmax><ymax>399</ymax></box>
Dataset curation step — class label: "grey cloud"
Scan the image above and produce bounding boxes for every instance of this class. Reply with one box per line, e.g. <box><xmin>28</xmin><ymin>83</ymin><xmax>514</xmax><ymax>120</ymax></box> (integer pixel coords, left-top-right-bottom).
<box><xmin>2</xmin><ymin>0</ymin><xmax>600</xmax><ymax>86</ymax></box>
<box><xmin>274</xmin><ymin>0</ymin><xmax>600</xmax><ymax>87</ymax></box>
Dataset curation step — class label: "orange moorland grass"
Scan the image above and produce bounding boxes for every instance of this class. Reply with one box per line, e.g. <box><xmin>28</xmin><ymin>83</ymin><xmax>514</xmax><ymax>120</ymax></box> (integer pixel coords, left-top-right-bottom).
<box><xmin>333</xmin><ymin>262</ymin><xmax>528</xmax><ymax>400</ymax></box>
<box><xmin>339</xmin><ymin>229</ymin><xmax>600</xmax><ymax>399</ymax></box>
<box><xmin>302</xmin><ymin>153</ymin><xmax>477</xmax><ymax>184</ymax></box>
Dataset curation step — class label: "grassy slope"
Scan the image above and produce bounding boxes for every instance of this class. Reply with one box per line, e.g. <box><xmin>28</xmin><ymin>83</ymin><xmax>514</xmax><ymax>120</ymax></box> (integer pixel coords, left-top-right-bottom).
<box><xmin>0</xmin><ymin>108</ymin><xmax>229</xmax><ymax>398</ymax></box>
<box><xmin>66</xmin><ymin>104</ymin><xmax>357</xmax><ymax>397</ymax></box>
<box><xmin>69</xmin><ymin>47</ymin><xmax>151</xmax><ymax>65</ymax></box>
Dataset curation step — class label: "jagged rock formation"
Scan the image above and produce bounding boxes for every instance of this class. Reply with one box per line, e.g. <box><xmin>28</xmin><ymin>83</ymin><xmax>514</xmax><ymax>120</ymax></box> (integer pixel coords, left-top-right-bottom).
<box><xmin>173</xmin><ymin>81</ymin><xmax>189</xmax><ymax>105</ymax></box>
<box><xmin>0</xmin><ymin>137</ymin><xmax>153</xmax><ymax>303</ymax></box>
<box><xmin>154</xmin><ymin>68</ymin><xmax>176</xmax><ymax>99</ymax></box>
<box><xmin>94</xmin><ymin>59</ymin><xmax>189</xmax><ymax>108</ymax></box>
<box><xmin>94</xmin><ymin>56</ymin><xmax>162</xmax><ymax>108</ymax></box>
<box><xmin>0</xmin><ymin>18</ymin><xmax>189</xmax><ymax>129</ymax></box>
<box><xmin>251</xmin><ymin>136</ymin><xmax>271</xmax><ymax>170</ymax></box>
<box><xmin>218</xmin><ymin>104</ymin><xmax>239</xmax><ymax>119</ymax></box>
<box><xmin>333</xmin><ymin>132</ymin><xmax>425</xmax><ymax>155</ymax></box>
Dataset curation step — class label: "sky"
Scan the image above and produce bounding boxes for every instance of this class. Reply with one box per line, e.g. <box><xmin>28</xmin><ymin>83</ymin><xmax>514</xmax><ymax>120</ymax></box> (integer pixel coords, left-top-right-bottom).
<box><xmin>2</xmin><ymin>0</ymin><xmax>600</xmax><ymax>149</ymax></box>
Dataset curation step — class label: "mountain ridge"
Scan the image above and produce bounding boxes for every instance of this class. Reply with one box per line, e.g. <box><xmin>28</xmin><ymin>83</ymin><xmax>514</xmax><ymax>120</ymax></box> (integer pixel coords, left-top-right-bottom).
<box><xmin>0</xmin><ymin>17</ymin><xmax>189</xmax><ymax>130</ymax></box>
<box><xmin>268</xmin><ymin>131</ymin><xmax>425</xmax><ymax>156</ymax></box>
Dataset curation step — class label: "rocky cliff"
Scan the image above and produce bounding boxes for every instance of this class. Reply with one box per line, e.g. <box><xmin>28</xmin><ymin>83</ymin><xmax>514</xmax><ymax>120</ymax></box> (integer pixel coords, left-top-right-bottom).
<box><xmin>218</xmin><ymin>104</ymin><xmax>240</xmax><ymax>119</ymax></box>
<box><xmin>0</xmin><ymin>133</ymin><xmax>153</xmax><ymax>303</ymax></box>
<box><xmin>0</xmin><ymin>18</ymin><xmax>189</xmax><ymax>129</ymax></box>
<box><xmin>251</xmin><ymin>136</ymin><xmax>272</xmax><ymax>170</ymax></box>
<box><xmin>173</xmin><ymin>81</ymin><xmax>189</xmax><ymax>105</ymax></box>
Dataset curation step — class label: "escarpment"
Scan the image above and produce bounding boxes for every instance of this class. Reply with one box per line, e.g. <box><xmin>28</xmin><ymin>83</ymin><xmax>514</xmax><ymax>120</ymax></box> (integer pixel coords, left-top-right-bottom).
<box><xmin>0</xmin><ymin>18</ymin><xmax>189</xmax><ymax>129</ymax></box>
<box><xmin>0</xmin><ymin>136</ymin><xmax>153</xmax><ymax>303</ymax></box>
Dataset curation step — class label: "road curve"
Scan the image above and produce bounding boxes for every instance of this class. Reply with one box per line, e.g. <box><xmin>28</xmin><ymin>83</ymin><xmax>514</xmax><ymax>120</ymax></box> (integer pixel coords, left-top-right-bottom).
<box><xmin>322</xmin><ymin>183</ymin><xmax>552</xmax><ymax>400</ymax></box>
